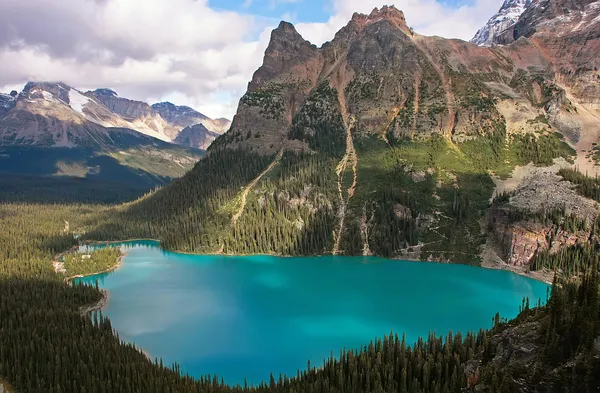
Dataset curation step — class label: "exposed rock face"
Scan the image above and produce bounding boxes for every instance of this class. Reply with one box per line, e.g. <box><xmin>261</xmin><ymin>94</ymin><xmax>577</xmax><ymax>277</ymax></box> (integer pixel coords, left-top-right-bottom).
<box><xmin>152</xmin><ymin>102</ymin><xmax>230</xmax><ymax>134</ymax></box>
<box><xmin>514</xmin><ymin>0</ymin><xmax>600</xmax><ymax>41</ymax></box>
<box><xmin>151</xmin><ymin>102</ymin><xmax>208</xmax><ymax>128</ymax></box>
<box><xmin>221</xmin><ymin>5</ymin><xmax>543</xmax><ymax>155</ymax></box>
<box><xmin>471</xmin><ymin>0</ymin><xmax>532</xmax><ymax>46</ymax></box>
<box><xmin>87</xmin><ymin>89</ymin><xmax>178</xmax><ymax>141</ymax></box>
<box><xmin>174</xmin><ymin>123</ymin><xmax>220</xmax><ymax>150</ymax></box>
<box><xmin>487</xmin><ymin>164</ymin><xmax>599</xmax><ymax>266</ymax></box>
<box><xmin>488</xmin><ymin>206</ymin><xmax>592</xmax><ymax>266</ymax></box>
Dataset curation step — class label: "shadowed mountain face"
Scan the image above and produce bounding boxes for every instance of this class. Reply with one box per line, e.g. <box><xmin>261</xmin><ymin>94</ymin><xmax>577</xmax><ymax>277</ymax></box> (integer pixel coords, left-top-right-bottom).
<box><xmin>174</xmin><ymin>123</ymin><xmax>221</xmax><ymax>150</ymax></box>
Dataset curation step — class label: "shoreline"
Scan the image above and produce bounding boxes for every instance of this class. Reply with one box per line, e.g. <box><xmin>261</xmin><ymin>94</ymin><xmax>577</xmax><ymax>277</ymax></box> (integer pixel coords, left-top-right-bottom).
<box><xmin>64</xmin><ymin>253</ymin><xmax>125</xmax><ymax>283</ymax></box>
<box><xmin>68</xmin><ymin>238</ymin><xmax>553</xmax><ymax>285</ymax></box>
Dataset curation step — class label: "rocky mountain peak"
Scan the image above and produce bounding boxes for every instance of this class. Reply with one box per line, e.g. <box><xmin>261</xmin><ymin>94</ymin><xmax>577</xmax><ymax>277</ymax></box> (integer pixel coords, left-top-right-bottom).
<box><xmin>22</xmin><ymin>81</ymin><xmax>71</xmax><ymax>103</ymax></box>
<box><xmin>248</xmin><ymin>20</ymin><xmax>318</xmax><ymax>90</ymax></box>
<box><xmin>93</xmin><ymin>88</ymin><xmax>118</xmax><ymax>97</ymax></box>
<box><xmin>351</xmin><ymin>5</ymin><xmax>410</xmax><ymax>33</ymax></box>
<box><xmin>471</xmin><ymin>0</ymin><xmax>532</xmax><ymax>45</ymax></box>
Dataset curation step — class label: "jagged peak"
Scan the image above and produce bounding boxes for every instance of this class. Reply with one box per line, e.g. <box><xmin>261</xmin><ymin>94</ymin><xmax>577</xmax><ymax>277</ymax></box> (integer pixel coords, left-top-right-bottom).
<box><xmin>270</xmin><ymin>20</ymin><xmax>310</xmax><ymax>44</ymax></box>
<box><xmin>350</xmin><ymin>5</ymin><xmax>410</xmax><ymax>33</ymax></box>
<box><xmin>275</xmin><ymin>20</ymin><xmax>297</xmax><ymax>33</ymax></box>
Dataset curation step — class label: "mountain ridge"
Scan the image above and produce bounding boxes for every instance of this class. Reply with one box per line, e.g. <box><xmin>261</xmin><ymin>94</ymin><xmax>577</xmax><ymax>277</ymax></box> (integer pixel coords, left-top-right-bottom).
<box><xmin>0</xmin><ymin>81</ymin><xmax>231</xmax><ymax>149</ymax></box>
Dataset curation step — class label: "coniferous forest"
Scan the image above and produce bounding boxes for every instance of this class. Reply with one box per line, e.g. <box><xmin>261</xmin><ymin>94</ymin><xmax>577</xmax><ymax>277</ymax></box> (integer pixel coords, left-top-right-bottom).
<box><xmin>1</xmin><ymin>189</ymin><xmax>599</xmax><ymax>392</ymax></box>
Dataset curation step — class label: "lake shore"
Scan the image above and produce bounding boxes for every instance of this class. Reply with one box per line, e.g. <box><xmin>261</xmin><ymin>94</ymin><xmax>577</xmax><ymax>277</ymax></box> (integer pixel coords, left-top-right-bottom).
<box><xmin>63</xmin><ymin>253</ymin><xmax>125</xmax><ymax>283</ymax></box>
<box><xmin>69</xmin><ymin>238</ymin><xmax>554</xmax><ymax>285</ymax></box>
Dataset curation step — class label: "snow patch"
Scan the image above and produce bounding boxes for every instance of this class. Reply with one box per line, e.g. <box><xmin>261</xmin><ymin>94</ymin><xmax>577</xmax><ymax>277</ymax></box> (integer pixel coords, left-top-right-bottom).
<box><xmin>471</xmin><ymin>0</ymin><xmax>532</xmax><ymax>46</ymax></box>
<box><xmin>41</xmin><ymin>90</ymin><xmax>59</xmax><ymax>103</ymax></box>
<box><xmin>69</xmin><ymin>89</ymin><xmax>91</xmax><ymax>115</ymax></box>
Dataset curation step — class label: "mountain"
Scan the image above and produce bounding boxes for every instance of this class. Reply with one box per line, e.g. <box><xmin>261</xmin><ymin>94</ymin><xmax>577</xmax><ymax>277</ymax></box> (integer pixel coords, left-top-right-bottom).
<box><xmin>174</xmin><ymin>123</ymin><xmax>221</xmax><ymax>150</ymax></box>
<box><xmin>472</xmin><ymin>0</ymin><xmax>600</xmax><ymax>46</ymax></box>
<box><xmin>471</xmin><ymin>0</ymin><xmax>532</xmax><ymax>45</ymax></box>
<box><xmin>85</xmin><ymin>88</ymin><xmax>179</xmax><ymax>141</ymax></box>
<box><xmin>152</xmin><ymin>101</ymin><xmax>231</xmax><ymax>135</ymax></box>
<box><xmin>91</xmin><ymin>2</ymin><xmax>600</xmax><ymax>273</ymax></box>
<box><xmin>0</xmin><ymin>82</ymin><xmax>204</xmax><ymax>203</ymax></box>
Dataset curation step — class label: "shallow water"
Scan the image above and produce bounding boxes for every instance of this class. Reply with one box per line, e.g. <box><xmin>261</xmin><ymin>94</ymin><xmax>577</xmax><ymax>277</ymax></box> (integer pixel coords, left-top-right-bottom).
<box><xmin>76</xmin><ymin>240</ymin><xmax>549</xmax><ymax>385</ymax></box>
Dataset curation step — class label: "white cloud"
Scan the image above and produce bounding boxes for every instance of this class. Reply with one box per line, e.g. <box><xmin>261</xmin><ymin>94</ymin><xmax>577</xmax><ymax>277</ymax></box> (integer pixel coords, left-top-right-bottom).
<box><xmin>0</xmin><ymin>0</ymin><xmax>501</xmax><ymax>119</ymax></box>
<box><xmin>296</xmin><ymin>0</ymin><xmax>500</xmax><ymax>46</ymax></box>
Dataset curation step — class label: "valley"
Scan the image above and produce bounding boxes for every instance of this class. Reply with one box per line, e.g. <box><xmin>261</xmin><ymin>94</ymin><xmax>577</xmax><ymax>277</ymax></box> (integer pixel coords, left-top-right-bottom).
<box><xmin>0</xmin><ymin>0</ymin><xmax>599</xmax><ymax>392</ymax></box>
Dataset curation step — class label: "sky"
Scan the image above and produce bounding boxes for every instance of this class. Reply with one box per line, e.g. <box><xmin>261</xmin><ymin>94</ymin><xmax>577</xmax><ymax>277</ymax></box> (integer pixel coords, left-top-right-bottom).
<box><xmin>0</xmin><ymin>0</ymin><xmax>502</xmax><ymax>119</ymax></box>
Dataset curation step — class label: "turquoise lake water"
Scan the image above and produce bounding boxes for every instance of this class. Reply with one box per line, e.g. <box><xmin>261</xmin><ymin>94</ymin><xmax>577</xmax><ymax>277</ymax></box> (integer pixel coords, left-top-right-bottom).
<box><xmin>76</xmin><ymin>240</ymin><xmax>549</xmax><ymax>386</ymax></box>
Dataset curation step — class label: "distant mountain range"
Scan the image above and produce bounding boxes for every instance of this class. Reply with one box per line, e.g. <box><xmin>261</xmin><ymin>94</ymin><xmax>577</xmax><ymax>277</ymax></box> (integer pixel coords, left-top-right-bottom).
<box><xmin>0</xmin><ymin>82</ymin><xmax>230</xmax><ymax>150</ymax></box>
<box><xmin>0</xmin><ymin>82</ymin><xmax>231</xmax><ymax>202</ymax></box>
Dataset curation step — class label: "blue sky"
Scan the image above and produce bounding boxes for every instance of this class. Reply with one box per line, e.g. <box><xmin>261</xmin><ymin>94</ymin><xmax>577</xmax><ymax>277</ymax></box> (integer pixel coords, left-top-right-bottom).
<box><xmin>0</xmin><ymin>0</ymin><xmax>502</xmax><ymax>119</ymax></box>
<box><xmin>211</xmin><ymin>0</ymin><xmax>333</xmax><ymax>23</ymax></box>
<box><xmin>211</xmin><ymin>0</ymin><xmax>482</xmax><ymax>27</ymax></box>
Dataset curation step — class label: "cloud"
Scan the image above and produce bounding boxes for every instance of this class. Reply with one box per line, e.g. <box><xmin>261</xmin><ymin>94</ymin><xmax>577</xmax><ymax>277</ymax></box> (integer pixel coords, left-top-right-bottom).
<box><xmin>0</xmin><ymin>0</ymin><xmax>500</xmax><ymax>119</ymax></box>
<box><xmin>0</xmin><ymin>0</ymin><xmax>270</xmax><ymax>118</ymax></box>
<box><xmin>296</xmin><ymin>0</ymin><xmax>500</xmax><ymax>46</ymax></box>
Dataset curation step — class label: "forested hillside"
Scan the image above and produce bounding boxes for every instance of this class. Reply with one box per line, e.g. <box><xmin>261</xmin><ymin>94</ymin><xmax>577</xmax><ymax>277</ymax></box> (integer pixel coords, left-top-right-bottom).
<box><xmin>0</xmin><ymin>203</ymin><xmax>598</xmax><ymax>393</ymax></box>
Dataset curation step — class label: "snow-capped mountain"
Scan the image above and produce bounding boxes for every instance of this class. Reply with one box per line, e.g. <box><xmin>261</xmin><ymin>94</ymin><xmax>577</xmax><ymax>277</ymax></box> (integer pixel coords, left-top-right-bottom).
<box><xmin>0</xmin><ymin>82</ymin><xmax>230</xmax><ymax>149</ymax></box>
<box><xmin>471</xmin><ymin>0</ymin><xmax>532</xmax><ymax>46</ymax></box>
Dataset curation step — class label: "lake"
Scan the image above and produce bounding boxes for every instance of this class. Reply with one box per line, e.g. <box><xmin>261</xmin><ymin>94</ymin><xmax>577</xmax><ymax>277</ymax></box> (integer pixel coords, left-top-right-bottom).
<box><xmin>76</xmin><ymin>240</ymin><xmax>549</xmax><ymax>386</ymax></box>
